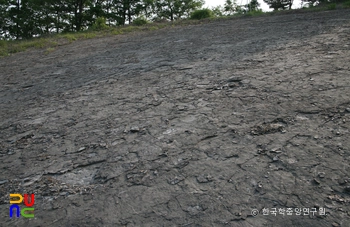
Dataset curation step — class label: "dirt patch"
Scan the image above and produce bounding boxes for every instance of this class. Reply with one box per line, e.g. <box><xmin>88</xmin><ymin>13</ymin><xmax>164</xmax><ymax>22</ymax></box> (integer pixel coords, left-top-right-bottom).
<box><xmin>1</xmin><ymin>9</ymin><xmax>350</xmax><ymax>227</ymax></box>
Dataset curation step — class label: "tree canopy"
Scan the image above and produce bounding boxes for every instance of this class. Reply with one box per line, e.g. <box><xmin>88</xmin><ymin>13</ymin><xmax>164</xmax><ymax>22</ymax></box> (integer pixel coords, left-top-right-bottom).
<box><xmin>263</xmin><ymin>0</ymin><xmax>293</xmax><ymax>11</ymax></box>
<box><xmin>1</xmin><ymin>0</ymin><xmax>338</xmax><ymax>40</ymax></box>
<box><xmin>0</xmin><ymin>0</ymin><xmax>204</xmax><ymax>39</ymax></box>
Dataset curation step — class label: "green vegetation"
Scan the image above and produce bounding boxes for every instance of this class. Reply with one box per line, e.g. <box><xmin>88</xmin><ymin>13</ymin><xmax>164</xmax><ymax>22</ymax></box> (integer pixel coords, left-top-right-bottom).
<box><xmin>0</xmin><ymin>38</ymin><xmax>57</xmax><ymax>56</ymax></box>
<box><xmin>0</xmin><ymin>40</ymin><xmax>8</xmax><ymax>56</ymax></box>
<box><xmin>263</xmin><ymin>0</ymin><xmax>293</xmax><ymax>11</ymax></box>
<box><xmin>133</xmin><ymin>17</ymin><xmax>149</xmax><ymax>26</ymax></box>
<box><xmin>45</xmin><ymin>47</ymin><xmax>56</xmax><ymax>54</ymax></box>
<box><xmin>190</xmin><ymin>9</ymin><xmax>213</xmax><ymax>20</ymax></box>
<box><xmin>0</xmin><ymin>0</ymin><xmax>204</xmax><ymax>40</ymax></box>
<box><xmin>327</xmin><ymin>3</ymin><xmax>337</xmax><ymax>10</ymax></box>
<box><xmin>245</xmin><ymin>9</ymin><xmax>264</xmax><ymax>16</ymax></box>
<box><xmin>91</xmin><ymin>17</ymin><xmax>109</xmax><ymax>31</ymax></box>
<box><xmin>0</xmin><ymin>22</ymin><xmax>180</xmax><ymax>57</ymax></box>
<box><xmin>345</xmin><ymin>0</ymin><xmax>350</xmax><ymax>7</ymax></box>
<box><xmin>263</xmin><ymin>0</ymin><xmax>348</xmax><ymax>11</ymax></box>
<box><xmin>0</xmin><ymin>0</ymin><xmax>348</xmax><ymax>57</ymax></box>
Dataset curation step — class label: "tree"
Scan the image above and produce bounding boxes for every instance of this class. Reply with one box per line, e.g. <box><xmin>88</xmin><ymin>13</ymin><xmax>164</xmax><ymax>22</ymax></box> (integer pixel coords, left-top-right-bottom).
<box><xmin>29</xmin><ymin>0</ymin><xmax>68</xmax><ymax>34</ymax></box>
<box><xmin>0</xmin><ymin>0</ymin><xmax>8</xmax><ymax>38</ymax></box>
<box><xmin>0</xmin><ymin>0</ymin><xmax>204</xmax><ymax>39</ymax></box>
<box><xmin>301</xmin><ymin>0</ymin><xmax>340</xmax><ymax>7</ymax></box>
<box><xmin>211</xmin><ymin>5</ymin><xmax>224</xmax><ymax>17</ymax></box>
<box><xmin>156</xmin><ymin>0</ymin><xmax>203</xmax><ymax>21</ymax></box>
<box><xmin>5</xmin><ymin>0</ymin><xmax>39</xmax><ymax>39</ymax></box>
<box><xmin>263</xmin><ymin>0</ymin><xmax>293</xmax><ymax>10</ymax></box>
<box><xmin>110</xmin><ymin>0</ymin><xmax>142</xmax><ymax>25</ymax></box>
<box><xmin>140</xmin><ymin>0</ymin><xmax>156</xmax><ymax>19</ymax></box>
<box><xmin>190</xmin><ymin>8</ymin><xmax>212</xmax><ymax>20</ymax></box>
<box><xmin>224</xmin><ymin>0</ymin><xmax>243</xmax><ymax>15</ymax></box>
<box><xmin>62</xmin><ymin>0</ymin><xmax>91</xmax><ymax>31</ymax></box>
<box><xmin>246</xmin><ymin>0</ymin><xmax>260</xmax><ymax>12</ymax></box>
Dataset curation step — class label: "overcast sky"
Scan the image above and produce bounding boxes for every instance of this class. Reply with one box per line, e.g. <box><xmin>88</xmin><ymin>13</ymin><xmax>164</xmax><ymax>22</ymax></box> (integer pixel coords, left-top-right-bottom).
<box><xmin>204</xmin><ymin>0</ymin><xmax>303</xmax><ymax>11</ymax></box>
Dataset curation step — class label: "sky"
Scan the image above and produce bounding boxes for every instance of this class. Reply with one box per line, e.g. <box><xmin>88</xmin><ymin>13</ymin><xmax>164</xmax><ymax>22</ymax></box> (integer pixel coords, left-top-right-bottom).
<box><xmin>204</xmin><ymin>0</ymin><xmax>304</xmax><ymax>12</ymax></box>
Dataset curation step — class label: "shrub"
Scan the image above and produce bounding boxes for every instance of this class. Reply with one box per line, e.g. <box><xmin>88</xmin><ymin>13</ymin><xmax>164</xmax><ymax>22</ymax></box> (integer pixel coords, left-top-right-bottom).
<box><xmin>0</xmin><ymin>40</ymin><xmax>6</xmax><ymax>47</ymax></box>
<box><xmin>0</xmin><ymin>40</ymin><xmax>8</xmax><ymax>57</ymax></box>
<box><xmin>345</xmin><ymin>0</ymin><xmax>350</xmax><ymax>7</ymax></box>
<box><xmin>153</xmin><ymin>18</ymin><xmax>168</xmax><ymax>23</ymax></box>
<box><xmin>190</xmin><ymin>9</ymin><xmax>213</xmax><ymax>20</ymax></box>
<box><xmin>61</xmin><ymin>33</ymin><xmax>77</xmax><ymax>42</ymax></box>
<box><xmin>245</xmin><ymin>9</ymin><xmax>264</xmax><ymax>16</ymax></box>
<box><xmin>148</xmin><ymin>26</ymin><xmax>159</xmax><ymax>31</ymax></box>
<box><xmin>327</xmin><ymin>3</ymin><xmax>336</xmax><ymax>10</ymax></box>
<box><xmin>133</xmin><ymin>17</ymin><xmax>148</xmax><ymax>26</ymax></box>
<box><xmin>120</xmin><ymin>26</ymin><xmax>138</xmax><ymax>33</ymax></box>
<box><xmin>91</xmin><ymin>17</ymin><xmax>108</xmax><ymax>30</ymax></box>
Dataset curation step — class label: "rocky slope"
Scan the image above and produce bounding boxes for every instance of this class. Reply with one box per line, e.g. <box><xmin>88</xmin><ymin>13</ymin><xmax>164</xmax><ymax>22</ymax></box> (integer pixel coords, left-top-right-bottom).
<box><xmin>1</xmin><ymin>9</ymin><xmax>350</xmax><ymax>227</ymax></box>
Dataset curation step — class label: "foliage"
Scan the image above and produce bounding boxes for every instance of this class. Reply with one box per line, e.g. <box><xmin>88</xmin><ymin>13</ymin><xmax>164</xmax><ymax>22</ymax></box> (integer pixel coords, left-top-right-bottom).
<box><xmin>4</xmin><ymin>0</ymin><xmax>38</xmax><ymax>39</ymax></box>
<box><xmin>327</xmin><ymin>3</ymin><xmax>336</xmax><ymax>9</ymax></box>
<box><xmin>133</xmin><ymin>16</ymin><xmax>149</xmax><ymax>26</ymax></box>
<box><xmin>245</xmin><ymin>9</ymin><xmax>264</xmax><ymax>16</ymax></box>
<box><xmin>190</xmin><ymin>8</ymin><xmax>213</xmax><ymax>20</ymax></box>
<box><xmin>263</xmin><ymin>0</ymin><xmax>293</xmax><ymax>10</ymax></box>
<box><xmin>0</xmin><ymin>0</ymin><xmax>206</xmax><ymax>39</ymax></box>
<box><xmin>302</xmin><ymin>0</ymin><xmax>346</xmax><ymax>8</ymax></box>
<box><xmin>246</xmin><ymin>0</ymin><xmax>261</xmax><ymax>12</ymax></box>
<box><xmin>344</xmin><ymin>0</ymin><xmax>350</xmax><ymax>7</ymax></box>
<box><xmin>155</xmin><ymin>0</ymin><xmax>204</xmax><ymax>21</ymax></box>
<box><xmin>0</xmin><ymin>39</ymin><xmax>7</xmax><ymax>56</ymax></box>
<box><xmin>61</xmin><ymin>33</ymin><xmax>77</xmax><ymax>42</ymax></box>
<box><xmin>0</xmin><ymin>0</ymin><xmax>347</xmax><ymax>41</ymax></box>
<box><xmin>0</xmin><ymin>38</ymin><xmax>57</xmax><ymax>56</ymax></box>
<box><xmin>211</xmin><ymin>5</ymin><xmax>224</xmax><ymax>17</ymax></box>
<box><xmin>0</xmin><ymin>2</ymin><xmax>347</xmax><ymax>57</ymax></box>
<box><xmin>221</xmin><ymin>0</ymin><xmax>261</xmax><ymax>15</ymax></box>
<box><xmin>91</xmin><ymin>17</ymin><xmax>108</xmax><ymax>30</ymax></box>
<box><xmin>224</xmin><ymin>0</ymin><xmax>238</xmax><ymax>15</ymax></box>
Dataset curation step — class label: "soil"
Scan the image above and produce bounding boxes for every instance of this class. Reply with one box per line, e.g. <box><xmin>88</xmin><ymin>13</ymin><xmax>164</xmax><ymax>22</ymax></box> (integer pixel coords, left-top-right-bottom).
<box><xmin>1</xmin><ymin>9</ymin><xmax>350</xmax><ymax>227</ymax></box>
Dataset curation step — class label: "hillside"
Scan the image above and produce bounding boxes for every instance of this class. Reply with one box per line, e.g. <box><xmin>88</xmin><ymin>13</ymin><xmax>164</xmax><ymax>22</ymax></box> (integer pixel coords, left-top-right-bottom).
<box><xmin>1</xmin><ymin>9</ymin><xmax>350</xmax><ymax>226</ymax></box>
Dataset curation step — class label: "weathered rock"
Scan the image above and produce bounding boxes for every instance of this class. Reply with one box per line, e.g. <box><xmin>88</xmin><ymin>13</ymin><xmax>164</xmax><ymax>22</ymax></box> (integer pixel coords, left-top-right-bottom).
<box><xmin>1</xmin><ymin>9</ymin><xmax>350</xmax><ymax>227</ymax></box>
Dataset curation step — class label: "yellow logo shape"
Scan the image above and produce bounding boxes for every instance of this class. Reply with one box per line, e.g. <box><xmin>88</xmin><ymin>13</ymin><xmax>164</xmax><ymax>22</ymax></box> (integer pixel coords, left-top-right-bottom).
<box><xmin>10</xmin><ymin>194</ymin><xmax>23</xmax><ymax>204</ymax></box>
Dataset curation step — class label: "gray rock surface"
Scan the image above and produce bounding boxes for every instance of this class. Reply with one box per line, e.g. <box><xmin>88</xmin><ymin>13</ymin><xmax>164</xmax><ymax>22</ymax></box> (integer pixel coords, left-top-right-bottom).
<box><xmin>1</xmin><ymin>9</ymin><xmax>350</xmax><ymax>227</ymax></box>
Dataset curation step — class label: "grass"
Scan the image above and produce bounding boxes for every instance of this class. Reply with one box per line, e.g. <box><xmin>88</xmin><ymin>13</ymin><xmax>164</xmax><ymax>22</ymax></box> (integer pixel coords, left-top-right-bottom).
<box><xmin>0</xmin><ymin>40</ymin><xmax>7</xmax><ymax>56</ymax></box>
<box><xmin>0</xmin><ymin>23</ymin><xmax>173</xmax><ymax>57</ymax></box>
<box><xmin>148</xmin><ymin>26</ymin><xmax>159</xmax><ymax>31</ymax></box>
<box><xmin>343</xmin><ymin>0</ymin><xmax>350</xmax><ymax>7</ymax></box>
<box><xmin>0</xmin><ymin>38</ymin><xmax>58</xmax><ymax>56</ymax></box>
<box><xmin>0</xmin><ymin>4</ymin><xmax>348</xmax><ymax>57</ymax></box>
<box><xmin>45</xmin><ymin>47</ymin><xmax>55</xmax><ymax>54</ymax></box>
<box><xmin>244</xmin><ymin>10</ymin><xmax>265</xmax><ymax>17</ymax></box>
<box><xmin>327</xmin><ymin>3</ymin><xmax>337</xmax><ymax>10</ymax></box>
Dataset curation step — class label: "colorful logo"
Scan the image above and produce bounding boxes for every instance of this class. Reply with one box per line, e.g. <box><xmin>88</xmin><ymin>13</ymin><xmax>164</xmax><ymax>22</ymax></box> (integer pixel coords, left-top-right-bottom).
<box><xmin>9</xmin><ymin>194</ymin><xmax>35</xmax><ymax>218</ymax></box>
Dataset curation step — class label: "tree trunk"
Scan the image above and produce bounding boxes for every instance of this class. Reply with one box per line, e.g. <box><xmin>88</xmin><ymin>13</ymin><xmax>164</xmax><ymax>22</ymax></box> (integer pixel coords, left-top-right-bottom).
<box><xmin>77</xmin><ymin>0</ymin><xmax>84</xmax><ymax>31</ymax></box>
<box><xmin>74</xmin><ymin>4</ymin><xmax>78</xmax><ymax>31</ymax></box>
<box><xmin>16</xmin><ymin>0</ymin><xmax>20</xmax><ymax>39</ymax></box>
<box><xmin>289</xmin><ymin>0</ymin><xmax>293</xmax><ymax>9</ymax></box>
<box><xmin>56</xmin><ymin>10</ymin><xmax>60</xmax><ymax>33</ymax></box>
<box><xmin>128</xmin><ymin>9</ymin><xmax>131</xmax><ymax>24</ymax></box>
